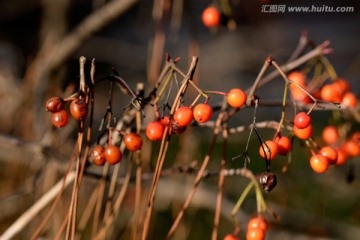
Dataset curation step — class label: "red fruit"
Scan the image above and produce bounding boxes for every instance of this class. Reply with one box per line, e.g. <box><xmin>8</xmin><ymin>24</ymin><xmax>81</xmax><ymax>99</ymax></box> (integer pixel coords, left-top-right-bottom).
<box><xmin>223</xmin><ymin>234</ymin><xmax>240</xmax><ymax>240</ymax></box>
<box><xmin>246</xmin><ymin>227</ymin><xmax>266</xmax><ymax>240</ymax></box>
<box><xmin>310</xmin><ymin>154</ymin><xmax>329</xmax><ymax>174</ymax></box>
<box><xmin>294</xmin><ymin>112</ymin><xmax>311</xmax><ymax>129</ymax></box>
<box><xmin>288</xmin><ymin>71</ymin><xmax>307</xmax><ymax>88</ymax></box>
<box><xmin>333</xmin><ymin>78</ymin><xmax>350</xmax><ymax>96</ymax></box>
<box><xmin>259</xmin><ymin>140</ymin><xmax>278</xmax><ymax>160</ymax></box>
<box><xmin>90</xmin><ymin>145</ymin><xmax>106</xmax><ymax>166</ymax></box>
<box><xmin>322</xmin><ymin>126</ymin><xmax>339</xmax><ymax>145</ymax></box>
<box><xmin>70</xmin><ymin>98</ymin><xmax>88</xmax><ymax>120</ymax></box>
<box><xmin>51</xmin><ymin>109</ymin><xmax>69</xmax><ymax>128</ymax></box>
<box><xmin>290</xmin><ymin>87</ymin><xmax>312</xmax><ymax>104</ymax></box>
<box><xmin>123</xmin><ymin>133</ymin><xmax>143</xmax><ymax>152</ymax></box>
<box><xmin>202</xmin><ymin>6</ymin><xmax>221</xmax><ymax>28</ymax></box>
<box><xmin>335</xmin><ymin>148</ymin><xmax>348</xmax><ymax>166</ymax></box>
<box><xmin>248</xmin><ymin>217</ymin><xmax>268</xmax><ymax>231</ymax></box>
<box><xmin>275</xmin><ymin>136</ymin><xmax>292</xmax><ymax>155</ymax></box>
<box><xmin>45</xmin><ymin>96</ymin><xmax>64</xmax><ymax>113</ymax></box>
<box><xmin>227</xmin><ymin>88</ymin><xmax>247</xmax><ymax>108</ymax></box>
<box><xmin>342</xmin><ymin>140</ymin><xmax>360</xmax><ymax>157</ymax></box>
<box><xmin>319</xmin><ymin>146</ymin><xmax>338</xmax><ymax>165</ymax></box>
<box><xmin>193</xmin><ymin>103</ymin><xmax>213</xmax><ymax>123</ymax></box>
<box><xmin>173</xmin><ymin>106</ymin><xmax>193</xmax><ymax>127</ymax></box>
<box><xmin>293</xmin><ymin>124</ymin><xmax>313</xmax><ymax>140</ymax></box>
<box><xmin>104</xmin><ymin>145</ymin><xmax>122</xmax><ymax>165</ymax></box>
<box><xmin>342</xmin><ymin>92</ymin><xmax>358</xmax><ymax>108</ymax></box>
<box><xmin>320</xmin><ymin>84</ymin><xmax>342</xmax><ymax>102</ymax></box>
<box><xmin>146</xmin><ymin>121</ymin><xmax>165</xmax><ymax>141</ymax></box>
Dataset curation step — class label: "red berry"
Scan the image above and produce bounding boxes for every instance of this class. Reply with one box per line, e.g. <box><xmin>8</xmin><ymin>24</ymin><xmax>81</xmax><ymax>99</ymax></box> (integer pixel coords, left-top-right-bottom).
<box><xmin>51</xmin><ymin>109</ymin><xmax>69</xmax><ymax>128</ymax></box>
<box><xmin>247</xmin><ymin>217</ymin><xmax>268</xmax><ymax>232</ymax></box>
<box><xmin>146</xmin><ymin>121</ymin><xmax>165</xmax><ymax>141</ymax></box>
<box><xmin>259</xmin><ymin>140</ymin><xmax>278</xmax><ymax>160</ymax></box>
<box><xmin>342</xmin><ymin>92</ymin><xmax>358</xmax><ymax>108</ymax></box>
<box><xmin>227</xmin><ymin>88</ymin><xmax>247</xmax><ymax>108</ymax></box>
<box><xmin>223</xmin><ymin>234</ymin><xmax>240</xmax><ymax>240</ymax></box>
<box><xmin>246</xmin><ymin>227</ymin><xmax>266</xmax><ymax>240</ymax></box>
<box><xmin>322</xmin><ymin>126</ymin><xmax>339</xmax><ymax>145</ymax></box>
<box><xmin>319</xmin><ymin>146</ymin><xmax>338</xmax><ymax>165</ymax></box>
<box><xmin>310</xmin><ymin>154</ymin><xmax>329</xmax><ymax>174</ymax></box>
<box><xmin>70</xmin><ymin>98</ymin><xmax>88</xmax><ymax>120</ymax></box>
<box><xmin>294</xmin><ymin>112</ymin><xmax>311</xmax><ymax>129</ymax></box>
<box><xmin>173</xmin><ymin>106</ymin><xmax>193</xmax><ymax>127</ymax></box>
<box><xmin>90</xmin><ymin>145</ymin><xmax>106</xmax><ymax>166</ymax></box>
<box><xmin>104</xmin><ymin>145</ymin><xmax>122</xmax><ymax>165</ymax></box>
<box><xmin>123</xmin><ymin>133</ymin><xmax>143</xmax><ymax>152</ymax></box>
<box><xmin>45</xmin><ymin>96</ymin><xmax>64</xmax><ymax>113</ymax></box>
<box><xmin>193</xmin><ymin>103</ymin><xmax>213</xmax><ymax>123</ymax></box>
<box><xmin>342</xmin><ymin>140</ymin><xmax>360</xmax><ymax>157</ymax></box>
<box><xmin>335</xmin><ymin>148</ymin><xmax>348</xmax><ymax>166</ymax></box>
<box><xmin>275</xmin><ymin>136</ymin><xmax>292</xmax><ymax>155</ymax></box>
<box><xmin>202</xmin><ymin>6</ymin><xmax>221</xmax><ymax>28</ymax></box>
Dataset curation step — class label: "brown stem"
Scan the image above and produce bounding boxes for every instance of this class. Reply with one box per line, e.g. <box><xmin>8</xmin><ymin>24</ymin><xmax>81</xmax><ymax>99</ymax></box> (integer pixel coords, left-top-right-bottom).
<box><xmin>211</xmin><ymin>125</ymin><xmax>228</xmax><ymax>240</ymax></box>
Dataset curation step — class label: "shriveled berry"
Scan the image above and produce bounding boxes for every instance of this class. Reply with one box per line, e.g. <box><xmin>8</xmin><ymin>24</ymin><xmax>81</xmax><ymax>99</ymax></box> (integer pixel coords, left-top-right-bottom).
<box><xmin>46</xmin><ymin>96</ymin><xmax>64</xmax><ymax>113</ymax></box>
<box><xmin>70</xmin><ymin>98</ymin><xmax>88</xmax><ymax>120</ymax></box>
<box><xmin>90</xmin><ymin>145</ymin><xmax>106</xmax><ymax>166</ymax></box>
<box><xmin>259</xmin><ymin>172</ymin><xmax>277</xmax><ymax>192</ymax></box>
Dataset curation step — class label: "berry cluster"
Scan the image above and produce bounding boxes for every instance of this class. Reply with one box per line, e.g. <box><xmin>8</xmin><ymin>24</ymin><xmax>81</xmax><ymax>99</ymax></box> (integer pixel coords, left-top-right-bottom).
<box><xmin>39</xmin><ymin>35</ymin><xmax>359</xmax><ymax>240</ymax></box>
<box><xmin>45</xmin><ymin>97</ymin><xmax>88</xmax><ymax>127</ymax></box>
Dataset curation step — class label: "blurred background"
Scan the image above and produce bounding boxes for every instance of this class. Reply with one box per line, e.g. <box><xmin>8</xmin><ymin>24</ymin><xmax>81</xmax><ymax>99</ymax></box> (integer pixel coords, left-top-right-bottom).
<box><xmin>1</xmin><ymin>0</ymin><xmax>360</xmax><ymax>239</ymax></box>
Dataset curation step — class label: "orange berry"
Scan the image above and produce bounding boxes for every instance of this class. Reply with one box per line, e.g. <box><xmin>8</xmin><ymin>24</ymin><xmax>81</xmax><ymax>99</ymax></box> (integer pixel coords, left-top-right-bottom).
<box><xmin>335</xmin><ymin>148</ymin><xmax>348</xmax><ymax>166</ymax></box>
<box><xmin>227</xmin><ymin>88</ymin><xmax>247</xmax><ymax>108</ymax></box>
<box><xmin>320</xmin><ymin>84</ymin><xmax>342</xmax><ymax>102</ymax></box>
<box><xmin>173</xmin><ymin>106</ymin><xmax>194</xmax><ymax>127</ymax></box>
<box><xmin>342</xmin><ymin>92</ymin><xmax>358</xmax><ymax>108</ymax></box>
<box><xmin>146</xmin><ymin>121</ymin><xmax>165</xmax><ymax>141</ymax></box>
<box><xmin>223</xmin><ymin>234</ymin><xmax>240</xmax><ymax>240</ymax></box>
<box><xmin>259</xmin><ymin>140</ymin><xmax>278</xmax><ymax>160</ymax></box>
<box><xmin>322</xmin><ymin>126</ymin><xmax>339</xmax><ymax>145</ymax></box>
<box><xmin>333</xmin><ymin>78</ymin><xmax>350</xmax><ymax>96</ymax></box>
<box><xmin>193</xmin><ymin>103</ymin><xmax>213</xmax><ymax>123</ymax></box>
<box><xmin>104</xmin><ymin>145</ymin><xmax>122</xmax><ymax>165</ymax></box>
<box><xmin>123</xmin><ymin>133</ymin><xmax>143</xmax><ymax>152</ymax></box>
<box><xmin>202</xmin><ymin>6</ymin><xmax>221</xmax><ymax>28</ymax></box>
<box><xmin>247</xmin><ymin>217</ymin><xmax>268</xmax><ymax>232</ymax></box>
<box><xmin>319</xmin><ymin>146</ymin><xmax>338</xmax><ymax>165</ymax></box>
<box><xmin>342</xmin><ymin>140</ymin><xmax>360</xmax><ymax>157</ymax></box>
<box><xmin>351</xmin><ymin>131</ymin><xmax>360</xmax><ymax>142</ymax></box>
<box><xmin>293</xmin><ymin>124</ymin><xmax>313</xmax><ymax>140</ymax></box>
<box><xmin>288</xmin><ymin>71</ymin><xmax>307</xmax><ymax>88</ymax></box>
<box><xmin>310</xmin><ymin>154</ymin><xmax>329</xmax><ymax>174</ymax></box>
<box><xmin>290</xmin><ymin>87</ymin><xmax>312</xmax><ymax>104</ymax></box>
<box><xmin>275</xmin><ymin>136</ymin><xmax>292</xmax><ymax>155</ymax></box>
<box><xmin>246</xmin><ymin>227</ymin><xmax>266</xmax><ymax>240</ymax></box>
